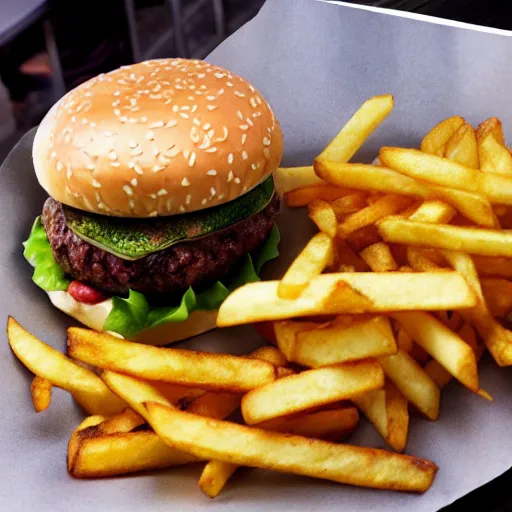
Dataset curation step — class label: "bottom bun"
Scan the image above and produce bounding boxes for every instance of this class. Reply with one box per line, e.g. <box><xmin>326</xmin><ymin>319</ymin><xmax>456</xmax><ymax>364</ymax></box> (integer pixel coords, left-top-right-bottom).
<box><xmin>48</xmin><ymin>290</ymin><xmax>218</xmax><ymax>346</ymax></box>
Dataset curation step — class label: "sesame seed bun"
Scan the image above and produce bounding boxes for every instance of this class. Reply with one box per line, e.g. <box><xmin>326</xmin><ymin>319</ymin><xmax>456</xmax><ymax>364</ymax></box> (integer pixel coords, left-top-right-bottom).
<box><xmin>32</xmin><ymin>58</ymin><xmax>283</xmax><ymax>217</ymax></box>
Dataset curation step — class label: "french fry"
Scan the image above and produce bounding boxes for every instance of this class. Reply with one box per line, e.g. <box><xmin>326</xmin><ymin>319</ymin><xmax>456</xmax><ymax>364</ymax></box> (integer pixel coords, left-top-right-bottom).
<box><xmin>7</xmin><ymin>317</ymin><xmax>126</xmax><ymax>416</ymax></box>
<box><xmin>30</xmin><ymin>376</ymin><xmax>52</xmax><ymax>413</ymax></box>
<box><xmin>274</xmin><ymin>166</ymin><xmax>324</xmax><ymax>195</ymax></box>
<box><xmin>308</xmin><ymin>200</ymin><xmax>337</xmax><ymax>237</ymax></box>
<box><xmin>407</xmin><ymin>247</ymin><xmax>448</xmax><ymax>272</ymax></box>
<box><xmin>473</xmin><ymin>255</ymin><xmax>512</xmax><ymax>279</ymax></box>
<box><xmin>360</xmin><ymin>243</ymin><xmax>398</xmax><ymax>272</ymax></box>
<box><xmin>217</xmin><ymin>272</ymin><xmax>476</xmax><ymax>326</ymax></box>
<box><xmin>409</xmin><ymin>343</ymin><xmax>431</xmax><ymax>365</ymax></box>
<box><xmin>145</xmin><ymin>402</ymin><xmax>437</xmax><ymax>493</ymax></box>
<box><xmin>184</xmin><ymin>346</ymin><xmax>288</xmax><ymax>420</ymax></box>
<box><xmin>353</xmin><ymin>379</ymin><xmax>409</xmax><ymax>452</ymax></box>
<box><xmin>444</xmin><ymin>123</ymin><xmax>479</xmax><ymax>168</ymax></box>
<box><xmin>421</xmin><ymin>116</ymin><xmax>465</xmax><ymax>156</ymax></box>
<box><xmin>394</xmin><ymin>323</ymin><xmax>414</xmax><ymax>353</ymax></box>
<box><xmin>67</xmin><ymin>415</ymin><xmax>107</xmax><ymax>473</ymax></box>
<box><xmin>314</xmin><ymin>160</ymin><xmax>495</xmax><ymax>227</ymax></box>
<box><xmin>379</xmin><ymin>350</ymin><xmax>440</xmax><ymax>420</ymax></box>
<box><xmin>481</xmin><ymin>278</ymin><xmax>512</xmax><ymax>317</ymax></box>
<box><xmin>408</xmin><ymin>200</ymin><xmax>456</xmax><ymax>224</ymax></box>
<box><xmin>346</xmin><ymin>225</ymin><xmax>382</xmax><ymax>252</ymax></box>
<box><xmin>280</xmin><ymin>316</ymin><xmax>397</xmax><ymax>367</ymax></box>
<box><xmin>336</xmin><ymin>239</ymin><xmax>370</xmax><ymax>272</ymax></box>
<box><xmin>477</xmin><ymin>117</ymin><xmax>505</xmax><ymax>145</ymax></box>
<box><xmin>392</xmin><ymin>312</ymin><xmax>479</xmax><ymax>391</ymax></box>
<box><xmin>337</xmin><ymin>195</ymin><xmax>411</xmax><ymax>237</ymax></box>
<box><xmin>150</xmin><ymin>383</ymin><xmax>205</xmax><ymax>407</ymax></box>
<box><xmin>70</xmin><ymin>430</ymin><xmax>199</xmax><ymax>478</ymax></box>
<box><xmin>285</xmin><ymin>185</ymin><xmax>355</xmax><ymax>207</ymax></box>
<box><xmin>378</xmin><ymin>218</ymin><xmax>512</xmax><ymax>258</ymax></box>
<box><xmin>101</xmin><ymin>370</ymin><xmax>175</xmax><ymax>419</ymax></box>
<box><xmin>278</xmin><ymin>233</ymin><xmax>334</xmax><ymax>299</ymax></box>
<box><xmin>478</xmin><ymin>133</ymin><xmax>512</xmax><ymax>175</ymax></box>
<box><xmin>441</xmin><ymin>251</ymin><xmax>512</xmax><ymax>367</ymax></box>
<box><xmin>199</xmin><ymin>407</ymin><xmax>360</xmax><ymax>498</ymax></box>
<box><xmin>330</xmin><ymin>193</ymin><xmax>368</xmax><ymax>217</ymax></box>
<box><xmin>95</xmin><ymin>408</ymin><xmax>145</xmax><ymax>434</ymax></box>
<box><xmin>379</xmin><ymin>147</ymin><xmax>512</xmax><ymax>206</ymax></box>
<box><xmin>68</xmin><ymin>328</ymin><xmax>276</xmax><ymax>392</ymax></box>
<box><xmin>255</xmin><ymin>406</ymin><xmax>360</xmax><ymax>440</ymax></box>
<box><xmin>241</xmin><ymin>361</ymin><xmax>384</xmax><ymax>425</ymax></box>
<box><xmin>316</xmin><ymin>94</ymin><xmax>394</xmax><ymax>163</ymax></box>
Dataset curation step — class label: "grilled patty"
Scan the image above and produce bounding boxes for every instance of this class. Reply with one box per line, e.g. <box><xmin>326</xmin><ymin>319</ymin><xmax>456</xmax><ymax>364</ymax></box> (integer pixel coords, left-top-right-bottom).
<box><xmin>42</xmin><ymin>194</ymin><xmax>279</xmax><ymax>297</ymax></box>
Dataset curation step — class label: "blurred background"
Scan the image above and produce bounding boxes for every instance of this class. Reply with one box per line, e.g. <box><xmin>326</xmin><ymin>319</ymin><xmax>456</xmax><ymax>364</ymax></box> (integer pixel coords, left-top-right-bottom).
<box><xmin>1</xmin><ymin>0</ymin><xmax>512</xmax><ymax>161</ymax></box>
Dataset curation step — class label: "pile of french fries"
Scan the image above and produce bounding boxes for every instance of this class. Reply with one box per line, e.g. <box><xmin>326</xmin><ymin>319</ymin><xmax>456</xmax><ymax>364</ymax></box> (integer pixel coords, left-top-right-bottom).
<box><xmin>9</xmin><ymin>94</ymin><xmax>512</xmax><ymax>499</ymax></box>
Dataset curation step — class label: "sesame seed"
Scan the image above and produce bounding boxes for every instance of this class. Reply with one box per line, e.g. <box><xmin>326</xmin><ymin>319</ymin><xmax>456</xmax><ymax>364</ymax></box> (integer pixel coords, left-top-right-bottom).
<box><xmin>157</xmin><ymin>189</ymin><xmax>168</xmax><ymax>197</ymax></box>
<box><xmin>150</xmin><ymin>121</ymin><xmax>164</xmax><ymax>128</ymax></box>
<box><xmin>234</xmin><ymin>91</ymin><xmax>245</xmax><ymax>98</ymax></box>
<box><xmin>198</xmin><ymin>73</ymin><xmax>206</xmax><ymax>79</ymax></box>
<box><xmin>218</xmin><ymin>88</ymin><xmax>224</xmax><ymax>95</ymax></box>
<box><xmin>249</xmin><ymin>85</ymin><xmax>255</xmax><ymax>93</ymax></box>
<box><xmin>263</xmin><ymin>147</ymin><xmax>271</xmax><ymax>159</ymax></box>
<box><xmin>130</xmin><ymin>178</ymin><xmax>138</xmax><ymax>187</ymax></box>
<box><xmin>203</xmin><ymin>123</ymin><xmax>211</xmax><ymax>130</ymax></box>
<box><xmin>226</xmin><ymin>82</ymin><xmax>233</xmax><ymax>87</ymax></box>
<box><xmin>246</xmin><ymin>118</ymin><xmax>254</xmax><ymax>127</ymax></box>
<box><xmin>253</xmin><ymin>112</ymin><xmax>262</xmax><ymax>118</ymax></box>
<box><xmin>206</xmin><ymin>105</ymin><xmax>217</xmax><ymax>111</ymax></box>
<box><xmin>180</xmin><ymin>113</ymin><xmax>190</xmax><ymax>119</ymax></box>
<box><xmin>131</xmin><ymin>146</ymin><xmax>143</xmax><ymax>156</ymax></box>
<box><xmin>150</xmin><ymin>94</ymin><xmax>162</xmax><ymax>100</ymax></box>
<box><xmin>237</xmin><ymin>110</ymin><xmax>244</xmax><ymax>120</ymax></box>
<box><xmin>234</xmin><ymin>177</ymin><xmax>241</xmax><ymax>184</ymax></box>
<box><xmin>158</xmin><ymin>155</ymin><xmax>171</xmax><ymax>165</ymax></box>
<box><xmin>263</xmin><ymin>137</ymin><xmax>271</xmax><ymax>146</ymax></box>
<box><xmin>108</xmin><ymin>150</ymin><xmax>117</xmax><ymax>161</ymax></box>
<box><xmin>112</xmin><ymin>100</ymin><xmax>121</xmax><ymax>107</ymax></box>
<box><xmin>86</xmin><ymin>163</ymin><xmax>96</xmax><ymax>170</ymax></box>
<box><xmin>149</xmin><ymin>211</ymin><xmax>158</xmax><ymax>217</ymax></box>
<box><xmin>183</xmin><ymin>149</ymin><xmax>190</xmax><ymax>159</ymax></box>
<box><xmin>98</xmin><ymin>201</ymin><xmax>107</xmax><ymax>210</ymax></box>
<box><xmin>165</xmin><ymin>120</ymin><xmax>178</xmax><ymax>128</ymax></box>
<box><xmin>207</xmin><ymin>95</ymin><xmax>216</xmax><ymax>101</ymax></box>
<box><xmin>81</xmin><ymin>118</ymin><xmax>88</xmax><ymax>124</ymax></box>
<box><xmin>50</xmin><ymin>151</ymin><xmax>57</xmax><ymax>159</ymax></box>
<box><xmin>114</xmin><ymin>109</ymin><xmax>121</xmax><ymax>116</ymax></box>
<box><xmin>252</xmin><ymin>163</ymin><xmax>259</xmax><ymax>170</ymax></box>
<box><xmin>191</xmin><ymin>105</ymin><xmax>198</xmax><ymax>113</ymax></box>
<box><xmin>66</xmin><ymin>168</ymin><xmax>73</xmax><ymax>179</ymax></box>
<box><xmin>149</xmin><ymin>193</ymin><xmax>157</xmax><ymax>199</ymax></box>
<box><xmin>129</xmin><ymin>199</ymin><xmax>135</xmax><ymax>209</ymax></box>
<box><xmin>175</xmin><ymin>84</ymin><xmax>184</xmax><ymax>90</ymax></box>
<box><xmin>92</xmin><ymin>179</ymin><xmax>101</xmax><ymax>188</ymax></box>
<box><xmin>214</xmin><ymin>72</ymin><xmax>225</xmax><ymax>79</ymax></box>
<box><xmin>164</xmin><ymin>99</ymin><xmax>172</xmax><ymax>105</ymax></box>
<box><xmin>185</xmin><ymin>194</ymin><xmax>192</xmax><ymax>205</ymax></box>
<box><xmin>153</xmin><ymin>146</ymin><xmax>159</xmax><ymax>156</ymax></box>
<box><xmin>228</xmin><ymin>153</ymin><xmax>234</xmax><ymax>164</ymax></box>
<box><xmin>210</xmin><ymin>187</ymin><xmax>216</xmax><ymax>197</ymax></box>
<box><xmin>227</xmin><ymin>171</ymin><xmax>234</xmax><ymax>182</ymax></box>
<box><xmin>166</xmin><ymin>199</ymin><xmax>173</xmax><ymax>211</ymax></box>
<box><xmin>250</xmin><ymin>97</ymin><xmax>258</xmax><ymax>108</ymax></box>
<box><xmin>207</xmin><ymin>169</ymin><xmax>217</xmax><ymax>176</ymax></box>
<box><xmin>205</xmin><ymin>147</ymin><xmax>217</xmax><ymax>153</ymax></box>
<box><xmin>120</xmin><ymin>116</ymin><xmax>129</xmax><ymax>123</ymax></box>
<box><xmin>200</xmin><ymin>85</ymin><xmax>207</xmax><ymax>90</ymax></box>
<box><xmin>140</xmin><ymin>116</ymin><xmax>148</xmax><ymax>123</ymax></box>
<box><xmin>188</xmin><ymin>95</ymin><xmax>195</xmax><ymax>101</ymax></box>
<box><xmin>56</xmin><ymin>161</ymin><xmax>63</xmax><ymax>172</ymax></box>
<box><xmin>179</xmin><ymin>205</ymin><xmax>186</xmax><ymax>213</ymax></box>
<box><xmin>129</xmin><ymin>140</ymin><xmax>137</xmax><ymax>148</ymax></box>
<box><xmin>123</xmin><ymin>185</ymin><xmax>133</xmax><ymax>196</ymax></box>
<box><xmin>181</xmin><ymin>106</ymin><xmax>190</xmax><ymax>111</ymax></box>
<box><xmin>240</xmin><ymin>124</ymin><xmax>249</xmax><ymax>131</ymax></box>
<box><xmin>181</xmin><ymin>177</ymin><xmax>190</xmax><ymax>187</ymax></box>
<box><xmin>242</xmin><ymin>151</ymin><xmax>248</xmax><ymax>160</ymax></box>
<box><xmin>133</xmin><ymin>163</ymin><xmax>144</xmax><ymax>175</ymax></box>
<box><xmin>189</xmin><ymin>152</ymin><xmax>196</xmax><ymax>166</ymax></box>
<box><xmin>201</xmin><ymin>198</ymin><xmax>207</xmax><ymax>205</ymax></box>
<box><xmin>256</xmin><ymin>97</ymin><xmax>262</xmax><ymax>104</ymax></box>
<box><xmin>164</xmin><ymin>146</ymin><xmax>180</xmax><ymax>158</ymax></box>
<box><xmin>242</xmin><ymin>134</ymin><xmax>247</xmax><ymax>145</ymax></box>
<box><xmin>153</xmin><ymin>165</ymin><xmax>165</xmax><ymax>172</ymax></box>
<box><xmin>111</xmin><ymin>162</ymin><xmax>121</xmax><ymax>167</ymax></box>
<box><xmin>146</xmin><ymin>131</ymin><xmax>155</xmax><ymax>141</ymax></box>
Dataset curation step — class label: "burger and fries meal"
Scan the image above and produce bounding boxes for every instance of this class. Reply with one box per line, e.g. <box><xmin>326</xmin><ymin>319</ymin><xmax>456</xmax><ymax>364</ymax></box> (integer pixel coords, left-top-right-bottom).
<box><xmin>7</xmin><ymin>56</ymin><xmax>512</xmax><ymax>500</ymax></box>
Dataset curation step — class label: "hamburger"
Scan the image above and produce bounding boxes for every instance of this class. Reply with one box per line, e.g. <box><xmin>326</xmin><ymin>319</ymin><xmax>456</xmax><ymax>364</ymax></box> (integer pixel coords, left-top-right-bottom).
<box><xmin>23</xmin><ymin>58</ymin><xmax>283</xmax><ymax>345</ymax></box>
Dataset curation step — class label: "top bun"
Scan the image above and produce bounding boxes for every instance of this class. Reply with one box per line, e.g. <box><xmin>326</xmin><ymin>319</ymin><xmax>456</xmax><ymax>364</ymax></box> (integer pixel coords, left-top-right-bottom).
<box><xmin>33</xmin><ymin>58</ymin><xmax>283</xmax><ymax>217</ymax></box>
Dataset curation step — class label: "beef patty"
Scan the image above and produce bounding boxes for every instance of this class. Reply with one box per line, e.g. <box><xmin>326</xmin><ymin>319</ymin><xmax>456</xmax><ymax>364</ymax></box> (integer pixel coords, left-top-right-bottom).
<box><xmin>42</xmin><ymin>194</ymin><xmax>279</xmax><ymax>297</ymax></box>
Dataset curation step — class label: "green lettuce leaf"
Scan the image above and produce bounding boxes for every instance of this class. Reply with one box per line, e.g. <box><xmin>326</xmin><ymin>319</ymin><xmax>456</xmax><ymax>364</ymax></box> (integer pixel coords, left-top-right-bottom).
<box><xmin>23</xmin><ymin>219</ymin><xmax>280</xmax><ymax>339</ymax></box>
<box><xmin>23</xmin><ymin>217</ymin><xmax>70</xmax><ymax>291</ymax></box>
